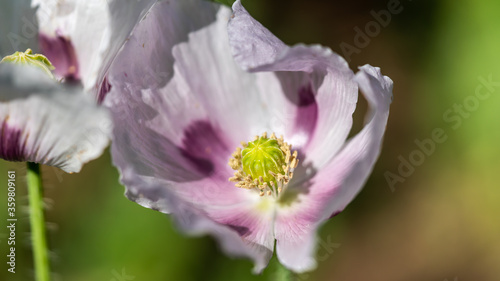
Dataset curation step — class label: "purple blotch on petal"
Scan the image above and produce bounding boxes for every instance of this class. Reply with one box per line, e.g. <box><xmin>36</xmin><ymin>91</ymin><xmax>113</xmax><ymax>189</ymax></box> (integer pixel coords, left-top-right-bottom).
<box><xmin>227</xmin><ymin>224</ymin><xmax>250</xmax><ymax>236</ymax></box>
<box><xmin>294</xmin><ymin>85</ymin><xmax>318</xmax><ymax>144</ymax></box>
<box><xmin>180</xmin><ymin>121</ymin><xmax>229</xmax><ymax>177</ymax></box>
<box><xmin>0</xmin><ymin>121</ymin><xmax>26</xmax><ymax>162</ymax></box>
<box><xmin>38</xmin><ymin>32</ymin><xmax>80</xmax><ymax>81</ymax></box>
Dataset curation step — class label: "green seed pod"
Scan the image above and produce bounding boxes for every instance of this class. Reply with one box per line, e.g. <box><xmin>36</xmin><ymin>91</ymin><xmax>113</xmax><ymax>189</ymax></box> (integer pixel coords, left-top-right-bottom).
<box><xmin>1</xmin><ymin>49</ymin><xmax>55</xmax><ymax>79</ymax></box>
<box><xmin>241</xmin><ymin>137</ymin><xmax>285</xmax><ymax>186</ymax></box>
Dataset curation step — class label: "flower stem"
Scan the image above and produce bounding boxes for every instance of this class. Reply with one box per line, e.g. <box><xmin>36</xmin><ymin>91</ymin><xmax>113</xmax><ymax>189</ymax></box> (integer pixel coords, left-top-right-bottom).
<box><xmin>275</xmin><ymin>261</ymin><xmax>298</xmax><ymax>281</ymax></box>
<box><xmin>27</xmin><ymin>162</ymin><xmax>51</xmax><ymax>281</ymax></box>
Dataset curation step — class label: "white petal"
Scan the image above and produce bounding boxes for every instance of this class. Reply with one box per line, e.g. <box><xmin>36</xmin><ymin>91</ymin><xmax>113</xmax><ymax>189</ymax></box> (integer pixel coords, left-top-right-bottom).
<box><xmin>107</xmin><ymin>0</ymin><xmax>275</xmax><ymax>272</ymax></box>
<box><xmin>0</xmin><ymin>63</ymin><xmax>111</xmax><ymax>173</ymax></box>
<box><xmin>228</xmin><ymin>0</ymin><xmax>287</xmax><ymax>70</ymax></box>
<box><xmin>105</xmin><ymin>0</ymin><xmax>276</xmax><ymax>188</ymax></box>
<box><xmin>274</xmin><ymin>65</ymin><xmax>393</xmax><ymax>272</ymax></box>
<box><xmin>228</xmin><ymin>0</ymin><xmax>358</xmax><ymax>174</ymax></box>
<box><xmin>33</xmin><ymin>0</ymin><xmax>156</xmax><ymax>96</ymax></box>
<box><xmin>121</xmin><ymin>165</ymin><xmax>276</xmax><ymax>274</ymax></box>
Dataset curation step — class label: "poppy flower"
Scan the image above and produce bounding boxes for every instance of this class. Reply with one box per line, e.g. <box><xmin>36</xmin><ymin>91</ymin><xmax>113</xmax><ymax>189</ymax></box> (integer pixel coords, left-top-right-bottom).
<box><xmin>106</xmin><ymin>0</ymin><xmax>393</xmax><ymax>273</ymax></box>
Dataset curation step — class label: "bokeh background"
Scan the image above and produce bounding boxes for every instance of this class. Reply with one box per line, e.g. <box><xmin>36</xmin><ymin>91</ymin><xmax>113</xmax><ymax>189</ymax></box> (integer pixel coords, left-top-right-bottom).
<box><xmin>1</xmin><ymin>0</ymin><xmax>500</xmax><ymax>280</ymax></box>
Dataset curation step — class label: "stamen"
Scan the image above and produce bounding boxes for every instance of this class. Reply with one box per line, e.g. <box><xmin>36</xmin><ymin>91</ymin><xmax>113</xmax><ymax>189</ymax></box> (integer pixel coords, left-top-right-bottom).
<box><xmin>227</xmin><ymin>132</ymin><xmax>299</xmax><ymax>197</ymax></box>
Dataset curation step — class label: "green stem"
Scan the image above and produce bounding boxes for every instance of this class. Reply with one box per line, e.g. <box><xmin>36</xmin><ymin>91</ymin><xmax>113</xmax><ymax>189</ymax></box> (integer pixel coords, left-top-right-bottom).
<box><xmin>27</xmin><ymin>163</ymin><xmax>50</xmax><ymax>281</ymax></box>
<box><xmin>275</xmin><ymin>261</ymin><xmax>297</xmax><ymax>281</ymax></box>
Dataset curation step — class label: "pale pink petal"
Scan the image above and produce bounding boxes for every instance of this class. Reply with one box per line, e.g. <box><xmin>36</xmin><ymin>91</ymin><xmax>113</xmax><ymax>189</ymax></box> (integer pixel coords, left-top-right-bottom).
<box><xmin>107</xmin><ymin>0</ymin><xmax>236</xmax><ymax>184</ymax></box>
<box><xmin>274</xmin><ymin>65</ymin><xmax>393</xmax><ymax>272</ymax></box>
<box><xmin>228</xmin><ymin>0</ymin><xmax>358</xmax><ymax>174</ymax></box>
<box><xmin>122</xmin><ymin>167</ymin><xmax>275</xmax><ymax>273</ymax></box>
<box><xmin>228</xmin><ymin>0</ymin><xmax>287</xmax><ymax>70</ymax></box>
<box><xmin>0</xmin><ymin>64</ymin><xmax>111</xmax><ymax>173</ymax></box>
<box><xmin>107</xmin><ymin>1</ymin><xmax>275</xmax><ymax>271</ymax></box>
<box><xmin>33</xmin><ymin>0</ymin><xmax>156</xmax><ymax>97</ymax></box>
<box><xmin>106</xmin><ymin>0</ymin><xmax>274</xmax><ymax>184</ymax></box>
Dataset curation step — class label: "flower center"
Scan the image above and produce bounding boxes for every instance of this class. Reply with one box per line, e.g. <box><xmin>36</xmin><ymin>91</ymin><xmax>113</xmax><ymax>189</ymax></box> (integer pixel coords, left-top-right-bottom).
<box><xmin>228</xmin><ymin>132</ymin><xmax>299</xmax><ymax>197</ymax></box>
<box><xmin>1</xmin><ymin>48</ymin><xmax>55</xmax><ymax>79</ymax></box>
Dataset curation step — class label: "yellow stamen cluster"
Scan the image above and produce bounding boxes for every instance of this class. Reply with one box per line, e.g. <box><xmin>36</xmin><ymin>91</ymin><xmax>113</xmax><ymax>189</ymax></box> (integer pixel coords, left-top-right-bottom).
<box><xmin>228</xmin><ymin>132</ymin><xmax>299</xmax><ymax>197</ymax></box>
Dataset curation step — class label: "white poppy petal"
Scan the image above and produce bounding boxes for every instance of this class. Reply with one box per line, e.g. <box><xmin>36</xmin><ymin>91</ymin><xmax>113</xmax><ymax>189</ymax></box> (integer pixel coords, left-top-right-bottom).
<box><xmin>0</xmin><ymin>63</ymin><xmax>111</xmax><ymax>173</ymax></box>
<box><xmin>122</xmin><ymin>169</ymin><xmax>275</xmax><ymax>273</ymax></box>
<box><xmin>274</xmin><ymin>65</ymin><xmax>392</xmax><ymax>272</ymax></box>
<box><xmin>228</xmin><ymin>0</ymin><xmax>358</xmax><ymax>176</ymax></box>
<box><xmin>107</xmin><ymin>0</ymin><xmax>275</xmax><ymax>271</ymax></box>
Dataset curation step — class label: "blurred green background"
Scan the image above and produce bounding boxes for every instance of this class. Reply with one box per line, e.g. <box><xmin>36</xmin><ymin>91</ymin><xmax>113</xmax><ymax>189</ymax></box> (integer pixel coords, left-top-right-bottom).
<box><xmin>1</xmin><ymin>0</ymin><xmax>500</xmax><ymax>280</ymax></box>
